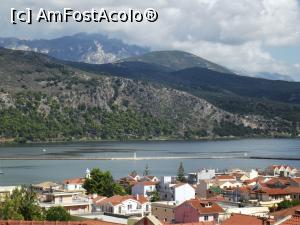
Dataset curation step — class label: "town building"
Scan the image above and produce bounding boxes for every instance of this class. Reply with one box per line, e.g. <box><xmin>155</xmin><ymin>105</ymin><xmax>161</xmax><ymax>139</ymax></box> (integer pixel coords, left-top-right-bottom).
<box><xmin>32</xmin><ymin>181</ymin><xmax>61</xmax><ymax>193</ymax></box>
<box><xmin>63</xmin><ymin>178</ymin><xmax>86</xmax><ymax>191</ymax></box>
<box><xmin>174</xmin><ymin>198</ymin><xmax>225</xmax><ymax>224</ymax></box>
<box><xmin>188</xmin><ymin>169</ymin><xmax>215</xmax><ymax>185</ymax></box>
<box><xmin>265</xmin><ymin>165</ymin><xmax>297</xmax><ymax>177</ymax></box>
<box><xmin>151</xmin><ymin>201</ymin><xmax>179</xmax><ymax>223</ymax></box>
<box><xmin>95</xmin><ymin>195</ymin><xmax>151</xmax><ymax>216</ymax></box>
<box><xmin>132</xmin><ymin>181</ymin><xmax>157</xmax><ymax>198</ymax></box>
<box><xmin>39</xmin><ymin>191</ymin><xmax>91</xmax><ymax>215</ymax></box>
<box><xmin>158</xmin><ymin>178</ymin><xmax>195</xmax><ymax>203</ymax></box>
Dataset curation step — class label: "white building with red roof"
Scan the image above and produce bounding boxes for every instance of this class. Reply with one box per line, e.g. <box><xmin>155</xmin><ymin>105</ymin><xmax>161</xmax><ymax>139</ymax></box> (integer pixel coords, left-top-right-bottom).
<box><xmin>132</xmin><ymin>181</ymin><xmax>157</xmax><ymax>198</ymax></box>
<box><xmin>96</xmin><ymin>195</ymin><xmax>151</xmax><ymax>216</ymax></box>
<box><xmin>265</xmin><ymin>165</ymin><xmax>297</xmax><ymax>178</ymax></box>
<box><xmin>63</xmin><ymin>177</ymin><xmax>86</xmax><ymax>191</ymax></box>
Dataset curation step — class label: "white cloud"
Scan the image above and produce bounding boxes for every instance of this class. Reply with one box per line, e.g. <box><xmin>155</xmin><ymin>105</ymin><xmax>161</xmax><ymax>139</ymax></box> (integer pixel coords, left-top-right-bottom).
<box><xmin>1</xmin><ymin>0</ymin><xmax>300</xmax><ymax>79</ymax></box>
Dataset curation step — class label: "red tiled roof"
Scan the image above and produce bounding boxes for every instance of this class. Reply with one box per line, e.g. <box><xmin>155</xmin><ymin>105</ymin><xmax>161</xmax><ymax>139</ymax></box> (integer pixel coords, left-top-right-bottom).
<box><xmin>257</xmin><ymin>186</ymin><xmax>300</xmax><ymax>195</ymax></box>
<box><xmin>265</xmin><ymin>177</ymin><xmax>292</xmax><ymax>186</ymax></box>
<box><xmin>221</xmin><ymin>214</ymin><xmax>271</xmax><ymax>225</ymax></box>
<box><xmin>134</xmin><ymin>181</ymin><xmax>157</xmax><ymax>186</ymax></box>
<box><xmin>280</xmin><ymin>215</ymin><xmax>300</xmax><ymax>225</ymax></box>
<box><xmin>92</xmin><ymin>196</ymin><xmax>107</xmax><ymax>204</ymax></box>
<box><xmin>216</xmin><ymin>175</ymin><xmax>236</xmax><ymax>180</ymax></box>
<box><xmin>63</xmin><ymin>177</ymin><xmax>85</xmax><ymax>185</ymax></box>
<box><xmin>271</xmin><ymin>206</ymin><xmax>300</xmax><ymax>220</ymax></box>
<box><xmin>270</xmin><ymin>165</ymin><xmax>295</xmax><ymax>170</ymax></box>
<box><xmin>174</xmin><ymin>222</ymin><xmax>215</xmax><ymax>225</ymax></box>
<box><xmin>97</xmin><ymin>195</ymin><xmax>148</xmax><ymax>206</ymax></box>
<box><xmin>0</xmin><ymin>221</ymin><xmax>121</xmax><ymax>225</ymax></box>
<box><xmin>183</xmin><ymin>199</ymin><xmax>224</xmax><ymax>214</ymax></box>
<box><xmin>292</xmin><ymin>178</ymin><xmax>300</xmax><ymax>183</ymax></box>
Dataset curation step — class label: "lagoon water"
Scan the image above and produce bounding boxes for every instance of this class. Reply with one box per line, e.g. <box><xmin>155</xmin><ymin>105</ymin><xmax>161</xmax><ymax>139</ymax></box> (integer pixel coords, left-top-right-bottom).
<box><xmin>0</xmin><ymin>138</ymin><xmax>300</xmax><ymax>186</ymax></box>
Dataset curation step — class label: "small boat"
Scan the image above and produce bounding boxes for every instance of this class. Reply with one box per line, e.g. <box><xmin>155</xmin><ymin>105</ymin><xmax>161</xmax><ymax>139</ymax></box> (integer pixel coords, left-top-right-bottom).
<box><xmin>0</xmin><ymin>171</ymin><xmax>4</xmax><ymax>175</ymax></box>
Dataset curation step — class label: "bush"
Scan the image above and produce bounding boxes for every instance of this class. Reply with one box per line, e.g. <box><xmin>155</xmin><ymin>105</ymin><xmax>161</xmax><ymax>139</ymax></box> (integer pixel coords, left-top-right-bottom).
<box><xmin>46</xmin><ymin>206</ymin><xmax>71</xmax><ymax>221</ymax></box>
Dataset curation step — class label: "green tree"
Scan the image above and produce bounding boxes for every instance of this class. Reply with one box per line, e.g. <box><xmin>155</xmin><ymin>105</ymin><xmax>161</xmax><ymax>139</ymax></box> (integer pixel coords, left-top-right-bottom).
<box><xmin>177</xmin><ymin>162</ymin><xmax>186</xmax><ymax>182</ymax></box>
<box><xmin>143</xmin><ymin>164</ymin><xmax>150</xmax><ymax>176</ymax></box>
<box><xmin>0</xmin><ymin>186</ymin><xmax>44</xmax><ymax>221</ymax></box>
<box><xmin>45</xmin><ymin>206</ymin><xmax>71</xmax><ymax>221</ymax></box>
<box><xmin>150</xmin><ymin>190</ymin><xmax>160</xmax><ymax>202</ymax></box>
<box><xmin>83</xmin><ymin>168</ymin><xmax>126</xmax><ymax>197</ymax></box>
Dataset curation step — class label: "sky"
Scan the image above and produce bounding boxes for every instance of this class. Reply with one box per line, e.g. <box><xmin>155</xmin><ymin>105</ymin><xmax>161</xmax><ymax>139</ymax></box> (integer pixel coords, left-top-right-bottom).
<box><xmin>1</xmin><ymin>0</ymin><xmax>300</xmax><ymax>80</ymax></box>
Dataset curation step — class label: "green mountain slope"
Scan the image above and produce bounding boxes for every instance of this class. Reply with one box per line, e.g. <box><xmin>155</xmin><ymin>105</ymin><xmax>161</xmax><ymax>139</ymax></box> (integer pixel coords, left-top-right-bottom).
<box><xmin>0</xmin><ymin>48</ymin><xmax>298</xmax><ymax>143</ymax></box>
<box><xmin>66</xmin><ymin>51</ymin><xmax>300</xmax><ymax>123</ymax></box>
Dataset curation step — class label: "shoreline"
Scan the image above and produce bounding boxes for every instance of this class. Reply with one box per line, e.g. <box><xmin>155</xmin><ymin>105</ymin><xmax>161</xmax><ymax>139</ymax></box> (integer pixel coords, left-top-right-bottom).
<box><xmin>0</xmin><ymin>156</ymin><xmax>299</xmax><ymax>161</ymax></box>
<box><xmin>0</xmin><ymin>135</ymin><xmax>299</xmax><ymax>147</ymax></box>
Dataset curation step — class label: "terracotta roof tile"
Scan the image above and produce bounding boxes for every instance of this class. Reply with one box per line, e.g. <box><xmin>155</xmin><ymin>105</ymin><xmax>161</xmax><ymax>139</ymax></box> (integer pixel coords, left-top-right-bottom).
<box><xmin>63</xmin><ymin>177</ymin><xmax>85</xmax><ymax>185</ymax></box>
<box><xmin>271</xmin><ymin>206</ymin><xmax>300</xmax><ymax>220</ymax></box>
<box><xmin>97</xmin><ymin>195</ymin><xmax>149</xmax><ymax>206</ymax></box>
<box><xmin>221</xmin><ymin>214</ymin><xmax>270</xmax><ymax>225</ymax></box>
<box><xmin>280</xmin><ymin>215</ymin><xmax>300</xmax><ymax>225</ymax></box>
<box><xmin>134</xmin><ymin>181</ymin><xmax>157</xmax><ymax>186</ymax></box>
<box><xmin>183</xmin><ymin>199</ymin><xmax>224</xmax><ymax>214</ymax></box>
<box><xmin>216</xmin><ymin>175</ymin><xmax>236</xmax><ymax>180</ymax></box>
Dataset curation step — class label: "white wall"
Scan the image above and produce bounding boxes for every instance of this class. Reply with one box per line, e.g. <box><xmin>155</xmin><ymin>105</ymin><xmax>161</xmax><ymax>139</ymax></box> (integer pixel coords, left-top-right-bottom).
<box><xmin>174</xmin><ymin>184</ymin><xmax>195</xmax><ymax>203</ymax></box>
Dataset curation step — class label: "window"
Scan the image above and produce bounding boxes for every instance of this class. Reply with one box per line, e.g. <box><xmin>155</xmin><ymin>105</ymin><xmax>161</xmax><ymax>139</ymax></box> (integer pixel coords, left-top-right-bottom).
<box><xmin>128</xmin><ymin>204</ymin><xmax>132</xmax><ymax>210</ymax></box>
<box><xmin>204</xmin><ymin>215</ymin><xmax>209</xmax><ymax>221</ymax></box>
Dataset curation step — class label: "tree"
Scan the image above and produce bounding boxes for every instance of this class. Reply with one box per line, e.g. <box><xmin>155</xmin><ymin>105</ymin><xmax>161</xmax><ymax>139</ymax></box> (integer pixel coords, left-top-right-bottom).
<box><xmin>177</xmin><ymin>162</ymin><xmax>186</xmax><ymax>182</ymax></box>
<box><xmin>143</xmin><ymin>164</ymin><xmax>150</xmax><ymax>176</ymax></box>
<box><xmin>45</xmin><ymin>206</ymin><xmax>71</xmax><ymax>221</ymax></box>
<box><xmin>0</xmin><ymin>186</ymin><xmax>44</xmax><ymax>221</ymax></box>
<box><xmin>150</xmin><ymin>190</ymin><xmax>160</xmax><ymax>202</ymax></box>
<box><xmin>83</xmin><ymin>168</ymin><xmax>126</xmax><ymax>197</ymax></box>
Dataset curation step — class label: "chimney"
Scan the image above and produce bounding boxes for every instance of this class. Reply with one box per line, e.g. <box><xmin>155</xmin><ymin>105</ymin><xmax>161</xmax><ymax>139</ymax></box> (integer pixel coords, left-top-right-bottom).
<box><xmin>136</xmin><ymin>194</ymin><xmax>139</xmax><ymax>200</ymax></box>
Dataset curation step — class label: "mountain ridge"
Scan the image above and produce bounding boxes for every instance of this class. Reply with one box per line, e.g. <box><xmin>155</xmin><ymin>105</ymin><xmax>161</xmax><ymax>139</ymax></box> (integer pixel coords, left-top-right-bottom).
<box><xmin>0</xmin><ymin>48</ymin><xmax>297</xmax><ymax>143</ymax></box>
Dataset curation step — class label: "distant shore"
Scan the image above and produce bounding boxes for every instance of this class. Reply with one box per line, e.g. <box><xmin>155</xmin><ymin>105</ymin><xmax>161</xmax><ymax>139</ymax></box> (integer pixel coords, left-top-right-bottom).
<box><xmin>0</xmin><ymin>155</ymin><xmax>299</xmax><ymax>161</ymax></box>
<box><xmin>0</xmin><ymin>135</ymin><xmax>299</xmax><ymax>146</ymax></box>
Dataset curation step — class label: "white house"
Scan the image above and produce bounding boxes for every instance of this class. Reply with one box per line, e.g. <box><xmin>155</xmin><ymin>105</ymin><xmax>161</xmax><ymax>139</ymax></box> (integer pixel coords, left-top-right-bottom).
<box><xmin>63</xmin><ymin>177</ymin><xmax>85</xmax><ymax>191</ymax></box>
<box><xmin>96</xmin><ymin>195</ymin><xmax>151</xmax><ymax>216</ymax></box>
<box><xmin>132</xmin><ymin>181</ymin><xmax>157</xmax><ymax>198</ymax></box>
<box><xmin>158</xmin><ymin>177</ymin><xmax>195</xmax><ymax>204</ymax></box>
<box><xmin>188</xmin><ymin>169</ymin><xmax>215</xmax><ymax>185</ymax></box>
<box><xmin>266</xmin><ymin>165</ymin><xmax>297</xmax><ymax>177</ymax></box>
<box><xmin>219</xmin><ymin>181</ymin><xmax>243</xmax><ymax>189</ymax></box>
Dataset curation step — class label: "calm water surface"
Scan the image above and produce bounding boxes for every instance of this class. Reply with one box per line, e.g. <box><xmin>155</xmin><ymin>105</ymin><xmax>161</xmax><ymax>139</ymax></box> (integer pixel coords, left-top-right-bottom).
<box><xmin>0</xmin><ymin>138</ymin><xmax>299</xmax><ymax>186</ymax></box>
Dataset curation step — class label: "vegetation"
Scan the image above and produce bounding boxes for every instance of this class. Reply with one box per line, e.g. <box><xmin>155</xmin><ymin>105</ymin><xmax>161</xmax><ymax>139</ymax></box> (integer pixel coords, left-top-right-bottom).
<box><xmin>0</xmin><ymin>186</ymin><xmax>44</xmax><ymax>220</ymax></box>
<box><xmin>277</xmin><ymin>200</ymin><xmax>300</xmax><ymax>210</ymax></box>
<box><xmin>83</xmin><ymin>168</ymin><xmax>127</xmax><ymax>197</ymax></box>
<box><xmin>177</xmin><ymin>162</ymin><xmax>187</xmax><ymax>183</ymax></box>
<box><xmin>0</xmin><ymin>92</ymin><xmax>175</xmax><ymax>143</ymax></box>
<box><xmin>45</xmin><ymin>206</ymin><xmax>71</xmax><ymax>221</ymax></box>
<box><xmin>143</xmin><ymin>164</ymin><xmax>150</xmax><ymax>176</ymax></box>
<box><xmin>150</xmin><ymin>190</ymin><xmax>160</xmax><ymax>202</ymax></box>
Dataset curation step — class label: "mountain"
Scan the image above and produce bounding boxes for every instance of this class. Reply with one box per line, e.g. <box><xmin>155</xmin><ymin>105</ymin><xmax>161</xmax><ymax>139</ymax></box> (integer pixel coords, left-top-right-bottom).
<box><xmin>67</xmin><ymin>51</ymin><xmax>300</xmax><ymax>124</ymax></box>
<box><xmin>0</xmin><ymin>33</ymin><xmax>149</xmax><ymax>64</ymax></box>
<box><xmin>0</xmin><ymin>47</ymin><xmax>297</xmax><ymax>143</ymax></box>
<box><xmin>253</xmin><ymin>72</ymin><xmax>294</xmax><ymax>81</ymax></box>
<box><xmin>119</xmin><ymin>50</ymin><xmax>233</xmax><ymax>74</ymax></box>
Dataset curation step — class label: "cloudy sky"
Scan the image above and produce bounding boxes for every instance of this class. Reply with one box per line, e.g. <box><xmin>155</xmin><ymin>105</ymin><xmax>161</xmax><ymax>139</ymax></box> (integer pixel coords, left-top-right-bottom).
<box><xmin>1</xmin><ymin>0</ymin><xmax>300</xmax><ymax>80</ymax></box>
